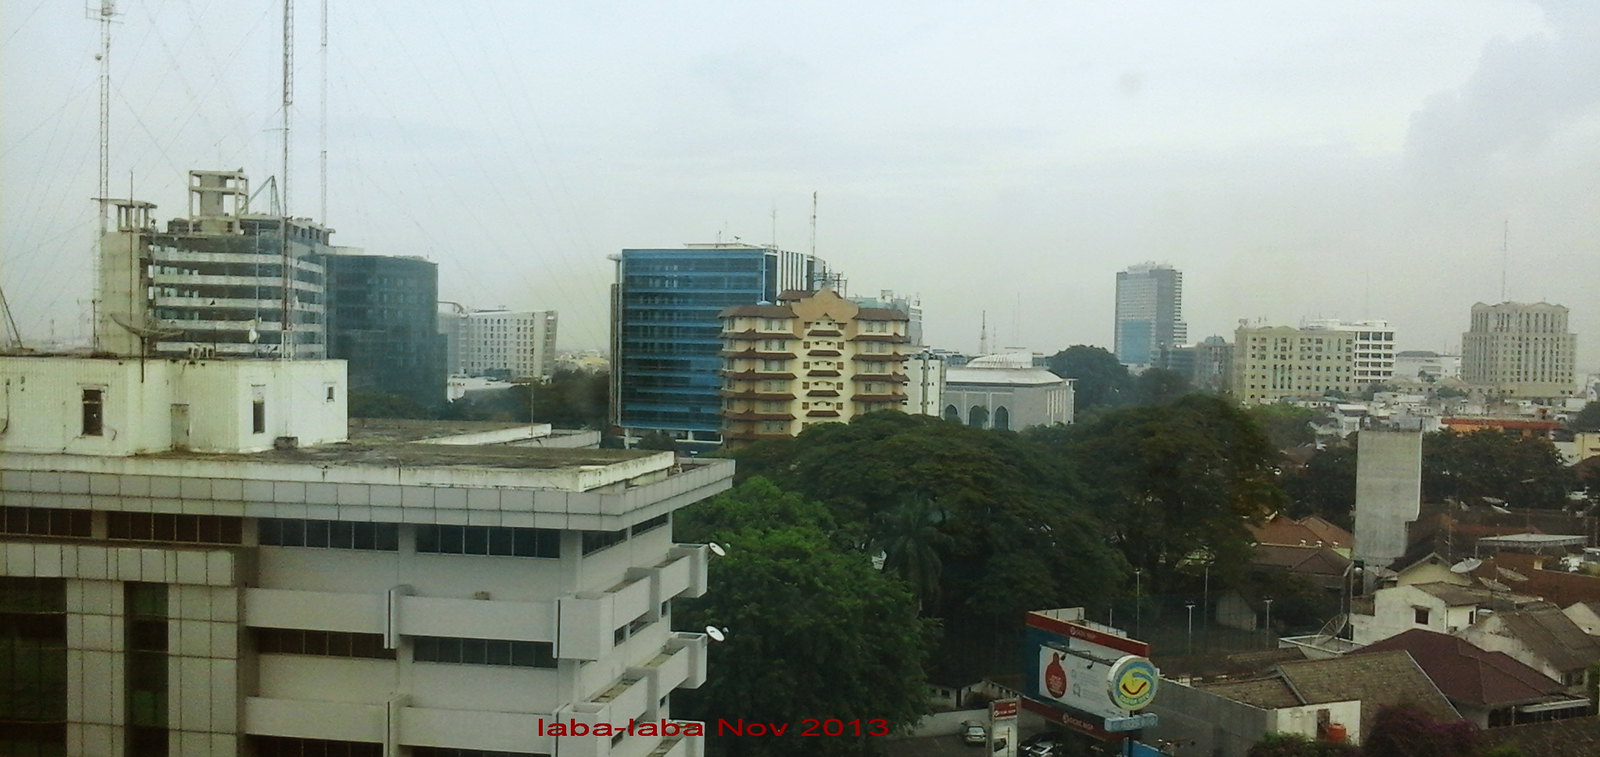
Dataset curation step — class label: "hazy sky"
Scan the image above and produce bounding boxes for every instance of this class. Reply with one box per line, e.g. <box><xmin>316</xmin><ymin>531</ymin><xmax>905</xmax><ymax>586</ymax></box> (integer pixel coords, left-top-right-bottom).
<box><xmin>4</xmin><ymin>1</ymin><xmax>1598</xmax><ymax>370</ymax></box>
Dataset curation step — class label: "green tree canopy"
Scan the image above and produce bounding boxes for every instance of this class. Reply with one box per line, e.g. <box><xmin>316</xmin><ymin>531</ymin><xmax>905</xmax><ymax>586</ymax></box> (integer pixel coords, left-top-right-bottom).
<box><xmin>1282</xmin><ymin>444</ymin><xmax>1357</xmax><ymax>528</ymax></box>
<box><xmin>1043</xmin><ymin>394</ymin><xmax>1286</xmax><ymax>591</ymax></box>
<box><xmin>673</xmin><ymin>517</ymin><xmax>934</xmax><ymax>757</ymax></box>
<box><xmin>1248</xmin><ymin>404</ymin><xmax>1320</xmax><ymax>451</ymax></box>
<box><xmin>1569</xmin><ymin>400</ymin><xmax>1600</xmax><ymax>432</ymax></box>
<box><xmin>1422</xmin><ymin>430</ymin><xmax>1574</xmax><ymax>508</ymax></box>
<box><xmin>1045</xmin><ymin>345</ymin><xmax>1130</xmax><ymax>412</ymax></box>
<box><xmin>1131</xmin><ymin>366</ymin><xmax>1192</xmax><ymax>406</ymax></box>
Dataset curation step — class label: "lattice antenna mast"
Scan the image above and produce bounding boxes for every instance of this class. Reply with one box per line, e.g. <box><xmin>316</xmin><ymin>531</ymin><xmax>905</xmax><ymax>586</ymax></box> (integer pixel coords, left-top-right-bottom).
<box><xmin>91</xmin><ymin>0</ymin><xmax>119</xmax><ymax>350</ymax></box>
<box><xmin>319</xmin><ymin>0</ymin><xmax>328</xmax><ymax>223</ymax></box>
<box><xmin>280</xmin><ymin>0</ymin><xmax>295</xmax><ymax>360</ymax></box>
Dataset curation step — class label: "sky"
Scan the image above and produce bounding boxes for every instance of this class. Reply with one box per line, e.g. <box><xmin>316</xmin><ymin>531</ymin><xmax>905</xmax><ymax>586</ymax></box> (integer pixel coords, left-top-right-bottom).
<box><xmin>3</xmin><ymin>1</ymin><xmax>1599</xmax><ymax>370</ymax></box>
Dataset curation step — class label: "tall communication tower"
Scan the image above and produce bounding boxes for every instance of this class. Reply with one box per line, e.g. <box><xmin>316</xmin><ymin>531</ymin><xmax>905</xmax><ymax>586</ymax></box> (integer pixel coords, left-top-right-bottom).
<box><xmin>319</xmin><ymin>0</ymin><xmax>329</xmax><ymax>224</ymax></box>
<box><xmin>280</xmin><ymin>0</ymin><xmax>295</xmax><ymax>360</ymax></box>
<box><xmin>91</xmin><ymin>0</ymin><xmax>118</xmax><ymax>350</ymax></box>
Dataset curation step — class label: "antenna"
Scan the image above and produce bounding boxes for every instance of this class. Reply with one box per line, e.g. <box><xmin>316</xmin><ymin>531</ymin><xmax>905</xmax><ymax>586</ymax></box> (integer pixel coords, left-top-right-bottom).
<box><xmin>708</xmin><ymin>542</ymin><xmax>727</xmax><ymax>557</ymax></box>
<box><xmin>705</xmin><ymin>626</ymin><xmax>727</xmax><ymax>642</ymax></box>
<box><xmin>1500</xmin><ymin>219</ymin><xmax>1509</xmax><ymax>302</ymax></box>
<box><xmin>318</xmin><ymin>0</ymin><xmax>328</xmax><ymax>223</ymax></box>
<box><xmin>769</xmin><ymin>201</ymin><xmax>777</xmax><ymax>250</ymax></box>
<box><xmin>979</xmin><ymin>310</ymin><xmax>989</xmax><ymax>355</ymax></box>
<box><xmin>90</xmin><ymin>0</ymin><xmax>119</xmax><ymax>351</ymax></box>
<box><xmin>809</xmin><ymin>191</ymin><xmax>817</xmax><ymax>258</ymax></box>
<box><xmin>281</xmin><ymin>0</ymin><xmax>295</xmax><ymax>361</ymax></box>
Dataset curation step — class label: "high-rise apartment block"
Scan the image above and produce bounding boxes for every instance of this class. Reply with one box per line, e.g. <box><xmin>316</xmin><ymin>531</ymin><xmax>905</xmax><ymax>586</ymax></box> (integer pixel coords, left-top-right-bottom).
<box><xmin>610</xmin><ymin>244</ymin><xmax>828</xmax><ymax>448</ymax></box>
<box><xmin>323</xmin><ymin>251</ymin><xmax>446</xmax><ymax>406</ymax></box>
<box><xmin>1305</xmin><ymin>319</ymin><xmax>1396</xmax><ymax>385</ymax></box>
<box><xmin>1114</xmin><ymin>263</ymin><xmax>1187</xmax><ymax>367</ymax></box>
<box><xmin>439</xmin><ymin>309</ymin><xmax>559</xmax><ymax>381</ymax></box>
<box><xmin>1232</xmin><ymin>324</ymin><xmax>1358</xmax><ymax>404</ymax></box>
<box><xmin>1462</xmin><ymin>302</ymin><xmax>1577</xmax><ymax>398</ymax></box>
<box><xmin>99</xmin><ymin>170</ymin><xmax>332</xmax><ymax>359</ymax></box>
<box><xmin>717</xmin><ymin>289</ymin><xmax>908</xmax><ymax>444</ymax></box>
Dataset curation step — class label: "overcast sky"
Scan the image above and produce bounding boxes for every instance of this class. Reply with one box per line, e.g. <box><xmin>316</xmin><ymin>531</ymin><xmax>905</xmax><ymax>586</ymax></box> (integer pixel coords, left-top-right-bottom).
<box><xmin>4</xmin><ymin>1</ymin><xmax>1598</xmax><ymax>370</ymax></box>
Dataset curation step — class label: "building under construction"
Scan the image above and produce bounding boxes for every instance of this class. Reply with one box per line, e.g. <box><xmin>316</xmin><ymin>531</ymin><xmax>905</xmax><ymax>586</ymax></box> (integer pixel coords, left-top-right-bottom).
<box><xmin>97</xmin><ymin>169</ymin><xmax>332</xmax><ymax>358</ymax></box>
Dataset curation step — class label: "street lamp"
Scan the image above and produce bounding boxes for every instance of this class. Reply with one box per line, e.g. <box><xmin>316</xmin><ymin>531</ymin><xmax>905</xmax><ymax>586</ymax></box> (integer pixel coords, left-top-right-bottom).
<box><xmin>1263</xmin><ymin>596</ymin><xmax>1274</xmax><ymax>646</ymax></box>
<box><xmin>1185</xmin><ymin>600</ymin><xmax>1196</xmax><ymax>654</ymax></box>
<box><xmin>1134</xmin><ymin>568</ymin><xmax>1143</xmax><ymax>637</ymax></box>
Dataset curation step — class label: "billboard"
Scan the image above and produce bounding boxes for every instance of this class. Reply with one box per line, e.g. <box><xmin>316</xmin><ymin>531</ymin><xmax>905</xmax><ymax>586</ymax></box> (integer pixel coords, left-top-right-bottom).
<box><xmin>1022</xmin><ymin>609</ymin><xmax>1158</xmax><ymax>739</ymax></box>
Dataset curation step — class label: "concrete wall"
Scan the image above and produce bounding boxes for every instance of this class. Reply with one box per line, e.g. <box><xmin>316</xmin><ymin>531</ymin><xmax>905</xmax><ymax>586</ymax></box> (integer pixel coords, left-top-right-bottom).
<box><xmin>1146</xmin><ymin>680</ymin><xmax>1274</xmax><ymax>757</ymax></box>
<box><xmin>0</xmin><ymin>356</ymin><xmax>347</xmax><ymax>455</ymax></box>
<box><xmin>1354</xmin><ymin>430</ymin><xmax>1422</xmax><ymax>570</ymax></box>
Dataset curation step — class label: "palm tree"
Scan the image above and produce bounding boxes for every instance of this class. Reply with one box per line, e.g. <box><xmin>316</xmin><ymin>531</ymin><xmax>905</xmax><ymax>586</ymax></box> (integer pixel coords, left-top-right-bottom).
<box><xmin>870</xmin><ymin>495</ymin><xmax>949</xmax><ymax>614</ymax></box>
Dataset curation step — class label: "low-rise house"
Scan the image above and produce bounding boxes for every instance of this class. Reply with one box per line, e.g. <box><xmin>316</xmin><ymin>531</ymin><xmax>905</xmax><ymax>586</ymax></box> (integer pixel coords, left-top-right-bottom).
<box><xmin>1460</xmin><ymin>606</ymin><xmax>1600</xmax><ymax>688</ymax></box>
<box><xmin>1250</xmin><ymin>514</ymin><xmax>1354</xmax><ymax>557</ymax></box>
<box><xmin>1481</xmin><ymin>716</ymin><xmax>1600</xmax><ymax>757</ymax></box>
<box><xmin>1149</xmin><ymin>650</ymin><xmax>1460</xmax><ymax>754</ymax></box>
<box><xmin>1350</xmin><ymin>582</ymin><xmax>1539</xmax><ymax>645</ymax></box>
<box><xmin>1564</xmin><ymin>600</ymin><xmax>1600</xmax><ymax>636</ymax></box>
<box><xmin>1351</xmin><ymin>630</ymin><xmax>1588</xmax><ymax>728</ymax></box>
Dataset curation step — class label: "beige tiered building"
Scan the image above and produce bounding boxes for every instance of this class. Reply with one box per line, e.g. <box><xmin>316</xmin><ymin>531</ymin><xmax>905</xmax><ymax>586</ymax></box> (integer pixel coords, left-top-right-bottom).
<box><xmin>717</xmin><ymin>289</ymin><xmax>910</xmax><ymax>444</ymax></box>
<box><xmin>1231</xmin><ymin>324</ymin><xmax>1358</xmax><ymax>404</ymax></box>
<box><xmin>1461</xmin><ymin>302</ymin><xmax>1577</xmax><ymax>399</ymax></box>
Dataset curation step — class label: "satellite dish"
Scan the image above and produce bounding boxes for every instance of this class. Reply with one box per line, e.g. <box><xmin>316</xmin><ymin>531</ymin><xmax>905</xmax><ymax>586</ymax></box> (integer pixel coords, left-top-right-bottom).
<box><xmin>708</xmin><ymin>543</ymin><xmax>727</xmax><ymax>557</ymax></box>
<box><xmin>1450</xmin><ymin>558</ymin><xmax>1482</xmax><ymax>574</ymax></box>
<box><xmin>705</xmin><ymin>626</ymin><xmax>726</xmax><ymax>642</ymax></box>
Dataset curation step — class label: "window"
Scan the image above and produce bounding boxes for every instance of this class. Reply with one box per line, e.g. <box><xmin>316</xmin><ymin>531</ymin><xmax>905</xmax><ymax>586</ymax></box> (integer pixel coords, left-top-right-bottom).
<box><xmin>251</xmin><ymin>385</ymin><xmax>267</xmax><ymax>434</ymax></box>
<box><xmin>81</xmin><ymin>388</ymin><xmax>104</xmax><ymax>436</ymax></box>
<box><xmin>581</xmin><ymin>529</ymin><xmax>626</xmax><ymax>555</ymax></box>
<box><xmin>0</xmin><ymin>578</ymin><xmax>68</xmax><ymax>753</ymax></box>
<box><xmin>251</xmin><ymin>736</ymin><xmax>383</xmax><ymax>757</ymax></box>
<box><xmin>125</xmin><ymin>583</ymin><xmax>167</xmax><ymax>748</ymax></box>
<box><xmin>632</xmin><ymin>514</ymin><xmax>669</xmax><ymax>536</ymax></box>
<box><xmin>325</xmin><ymin>383</ymin><xmax>337</xmax><ymax>402</ymax></box>
<box><xmin>416</xmin><ymin>525</ymin><xmax>560</xmax><ymax>558</ymax></box>
<box><xmin>255</xmin><ymin>628</ymin><xmax>395</xmax><ymax>659</ymax></box>
<box><xmin>107</xmin><ymin>513</ymin><xmax>243</xmax><ymax>544</ymax></box>
<box><xmin>411</xmin><ymin>749</ymin><xmax>551</xmax><ymax>757</ymax></box>
<box><xmin>258</xmin><ymin>519</ymin><xmax>399</xmax><ymax>551</ymax></box>
<box><xmin>412</xmin><ymin>636</ymin><xmax>555</xmax><ymax>668</ymax></box>
<box><xmin>1413</xmin><ymin>607</ymin><xmax>1430</xmax><ymax>625</ymax></box>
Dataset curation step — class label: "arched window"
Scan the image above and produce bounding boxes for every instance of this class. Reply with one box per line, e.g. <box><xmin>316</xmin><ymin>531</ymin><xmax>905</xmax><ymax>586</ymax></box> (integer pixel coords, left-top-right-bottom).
<box><xmin>993</xmin><ymin>406</ymin><xmax>1010</xmax><ymax>431</ymax></box>
<box><xmin>943</xmin><ymin>404</ymin><xmax>960</xmax><ymax>422</ymax></box>
<box><xmin>968</xmin><ymin>406</ymin><xmax>988</xmax><ymax>429</ymax></box>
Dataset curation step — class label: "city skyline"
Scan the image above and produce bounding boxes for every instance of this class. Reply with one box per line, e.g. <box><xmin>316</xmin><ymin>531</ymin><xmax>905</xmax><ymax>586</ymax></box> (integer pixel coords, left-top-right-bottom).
<box><xmin>3</xmin><ymin>2</ymin><xmax>1598</xmax><ymax>368</ymax></box>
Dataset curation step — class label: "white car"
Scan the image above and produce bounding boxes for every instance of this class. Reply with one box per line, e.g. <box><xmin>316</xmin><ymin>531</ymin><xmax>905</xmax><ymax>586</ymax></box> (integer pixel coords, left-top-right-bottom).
<box><xmin>962</xmin><ymin>723</ymin><xmax>987</xmax><ymax>746</ymax></box>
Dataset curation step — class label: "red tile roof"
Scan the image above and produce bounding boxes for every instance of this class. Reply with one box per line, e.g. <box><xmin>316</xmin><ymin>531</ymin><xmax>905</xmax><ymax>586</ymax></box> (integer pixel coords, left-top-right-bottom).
<box><xmin>1352</xmin><ymin>629</ymin><xmax>1563</xmax><ymax>707</ymax></box>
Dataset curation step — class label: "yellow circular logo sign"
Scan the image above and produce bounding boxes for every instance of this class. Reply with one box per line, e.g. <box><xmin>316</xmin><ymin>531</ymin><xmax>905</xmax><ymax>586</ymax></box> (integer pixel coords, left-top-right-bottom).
<box><xmin>1107</xmin><ymin>655</ymin><xmax>1159</xmax><ymax>711</ymax></box>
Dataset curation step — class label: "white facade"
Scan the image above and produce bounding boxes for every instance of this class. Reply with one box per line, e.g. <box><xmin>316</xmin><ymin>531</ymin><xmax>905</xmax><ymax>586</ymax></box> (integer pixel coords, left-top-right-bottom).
<box><xmin>1305</xmin><ymin>319</ymin><xmax>1396</xmax><ymax>385</ymax></box>
<box><xmin>941</xmin><ymin>353</ymin><xmax>1073</xmax><ymax>431</ymax></box>
<box><xmin>1394</xmin><ymin>351</ymin><xmax>1461</xmax><ymax>383</ymax></box>
<box><xmin>443</xmin><ymin>309</ymin><xmax>559</xmax><ymax>380</ymax></box>
<box><xmin>1349</xmin><ymin>583</ymin><xmax>1488</xmax><ymax>645</ymax></box>
<box><xmin>0</xmin><ymin>355</ymin><xmax>726</xmax><ymax>757</ymax></box>
<box><xmin>1461</xmin><ymin>302</ymin><xmax>1577</xmax><ymax>399</ymax></box>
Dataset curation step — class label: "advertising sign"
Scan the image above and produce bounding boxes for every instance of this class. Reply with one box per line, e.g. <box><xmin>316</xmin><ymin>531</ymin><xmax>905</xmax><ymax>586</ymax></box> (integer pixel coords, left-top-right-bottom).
<box><xmin>1022</xmin><ymin>610</ymin><xmax>1160</xmax><ymax>740</ymax></box>
<box><xmin>990</xmin><ymin>699</ymin><xmax>1019</xmax><ymax>721</ymax></box>
<box><xmin>1107</xmin><ymin>656</ymin><xmax>1159</xmax><ymax>711</ymax></box>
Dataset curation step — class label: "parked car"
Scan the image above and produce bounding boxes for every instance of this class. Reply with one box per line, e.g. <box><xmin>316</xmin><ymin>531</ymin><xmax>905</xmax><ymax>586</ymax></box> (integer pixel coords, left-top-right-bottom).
<box><xmin>961</xmin><ymin>722</ymin><xmax>987</xmax><ymax>746</ymax></box>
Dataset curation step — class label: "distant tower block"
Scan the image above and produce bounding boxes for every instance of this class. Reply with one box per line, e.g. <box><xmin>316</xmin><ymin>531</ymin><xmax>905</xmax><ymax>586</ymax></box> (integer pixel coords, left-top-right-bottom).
<box><xmin>1353</xmin><ymin>429</ymin><xmax>1423</xmax><ymax>577</ymax></box>
<box><xmin>187</xmin><ymin>170</ymin><xmax>249</xmax><ymax>234</ymax></box>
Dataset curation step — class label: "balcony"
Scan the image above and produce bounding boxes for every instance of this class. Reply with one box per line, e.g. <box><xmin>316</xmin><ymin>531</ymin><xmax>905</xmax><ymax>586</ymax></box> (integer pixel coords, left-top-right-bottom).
<box><xmin>806</xmin><ymin>369</ymin><xmax>841</xmax><ymax>378</ymax></box>
<box><xmin>719</xmin><ymin>348</ymin><xmax>797</xmax><ymax>359</ymax></box>
<box><xmin>848</xmin><ymin>333</ymin><xmax>908</xmax><ymax>342</ymax></box>
<box><xmin>852</xmin><ymin>353</ymin><xmax>905</xmax><ymax>362</ymax></box>
<box><xmin>722</xmin><ymin>410</ymin><xmax>795</xmax><ymax>422</ymax></box>
<box><xmin>806</xmin><ymin>409</ymin><xmax>841</xmax><ymax>418</ymax></box>
<box><xmin>718</xmin><ymin>389</ymin><xmax>792</xmax><ymax>400</ymax></box>
<box><xmin>721</xmin><ymin>370</ymin><xmax>796</xmax><ymax>381</ymax></box>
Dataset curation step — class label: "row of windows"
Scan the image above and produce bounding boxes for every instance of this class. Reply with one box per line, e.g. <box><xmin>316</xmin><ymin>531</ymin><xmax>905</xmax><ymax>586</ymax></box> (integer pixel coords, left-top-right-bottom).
<box><xmin>253</xmin><ymin>736</ymin><xmax>383</xmax><ymax>757</ymax></box>
<box><xmin>412</xmin><ymin>636</ymin><xmax>555</xmax><ymax>668</ymax></box>
<box><xmin>416</xmin><ymin>525</ymin><xmax>561</xmax><ymax>558</ymax></box>
<box><xmin>0</xmin><ymin>506</ymin><xmax>91</xmax><ymax>538</ymax></box>
<box><xmin>256</xmin><ymin>628</ymin><xmax>396</xmax><ymax>659</ymax></box>
<box><xmin>259</xmin><ymin>519</ymin><xmax>400</xmax><ymax>551</ymax></box>
<box><xmin>582</xmin><ymin>529</ymin><xmax>626</xmax><ymax>555</ymax></box>
<box><xmin>107</xmin><ymin>513</ymin><xmax>243</xmax><ymax>544</ymax></box>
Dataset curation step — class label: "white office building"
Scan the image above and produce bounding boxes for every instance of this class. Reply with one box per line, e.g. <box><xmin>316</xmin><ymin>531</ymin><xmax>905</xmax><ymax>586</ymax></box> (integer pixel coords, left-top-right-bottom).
<box><xmin>0</xmin><ymin>353</ymin><xmax>726</xmax><ymax>757</ymax></box>
<box><xmin>441</xmin><ymin>309</ymin><xmax>560</xmax><ymax>381</ymax></box>
<box><xmin>1305</xmin><ymin>319</ymin><xmax>1396</xmax><ymax>385</ymax></box>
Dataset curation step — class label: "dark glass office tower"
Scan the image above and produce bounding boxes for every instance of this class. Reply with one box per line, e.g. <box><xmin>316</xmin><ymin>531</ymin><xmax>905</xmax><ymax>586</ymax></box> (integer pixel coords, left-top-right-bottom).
<box><xmin>322</xmin><ymin>252</ymin><xmax>446</xmax><ymax>408</ymax></box>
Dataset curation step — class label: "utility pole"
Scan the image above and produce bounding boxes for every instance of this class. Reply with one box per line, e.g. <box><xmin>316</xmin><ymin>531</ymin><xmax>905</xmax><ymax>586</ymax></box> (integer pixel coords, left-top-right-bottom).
<box><xmin>281</xmin><ymin>0</ymin><xmax>295</xmax><ymax>360</ymax></box>
<box><xmin>91</xmin><ymin>0</ymin><xmax>118</xmax><ymax>351</ymax></box>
